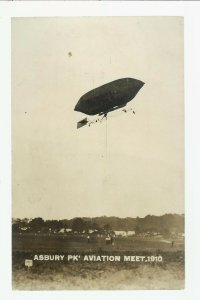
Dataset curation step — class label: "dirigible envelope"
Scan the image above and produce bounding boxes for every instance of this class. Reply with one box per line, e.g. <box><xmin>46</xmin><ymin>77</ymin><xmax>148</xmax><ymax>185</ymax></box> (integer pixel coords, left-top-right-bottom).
<box><xmin>74</xmin><ymin>78</ymin><xmax>145</xmax><ymax>116</ymax></box>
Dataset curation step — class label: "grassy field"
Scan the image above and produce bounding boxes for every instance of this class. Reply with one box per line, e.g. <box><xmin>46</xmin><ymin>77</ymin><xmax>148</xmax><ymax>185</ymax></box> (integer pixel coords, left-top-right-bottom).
<box><xmin>12</xmin><ymin>233</ymin><xmax>184</xmax><ymax>290</ymax></box>
<box><xmin>13</xmin><ymin>233</ymin><xmax>184</xmax><ymax>252</ymax></box>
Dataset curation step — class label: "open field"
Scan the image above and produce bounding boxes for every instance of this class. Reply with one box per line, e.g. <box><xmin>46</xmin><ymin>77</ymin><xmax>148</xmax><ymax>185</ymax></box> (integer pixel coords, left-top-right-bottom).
<box><xmin>13</xmin><ymin>260</ymin><xmax>184</xmax><ymax>290</ymax></box>
<box><xmin>13</xmin><ymin>233</ymin><xmax>184</xmax><ymax>252</ymax></box>
<box><xmin>12</xmin><ymin>233</ymin><xmax>184</xmax><ymax>290</ymax></box>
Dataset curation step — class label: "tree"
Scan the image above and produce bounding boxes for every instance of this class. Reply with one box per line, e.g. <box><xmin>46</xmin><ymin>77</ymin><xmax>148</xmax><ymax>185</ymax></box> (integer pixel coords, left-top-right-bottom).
<box><xmin>29</xmin><ymin>217</ymin><xmax>45</xmax><ymax>232</ymax></box>
<box><xmin>12</xmin><ymin>223</ymin><xmax>20</xmax><ymax>233</ymax></box>
<box><xmin>103</xmin><ymin>224</ymin><xmax>112</xmax><ymax>233</ymax></box>
<box><xmin>72</xmin><ymin>218</ymin><xmax>85</xmax><ymax>233</ymax></box>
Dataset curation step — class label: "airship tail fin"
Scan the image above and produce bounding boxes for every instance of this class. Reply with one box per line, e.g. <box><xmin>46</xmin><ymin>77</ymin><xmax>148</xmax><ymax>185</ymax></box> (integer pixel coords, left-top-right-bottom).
<box><xmin>77</xmin><ymin>118</ymin><xmax>88</xmax><ymax>129</ymax></box>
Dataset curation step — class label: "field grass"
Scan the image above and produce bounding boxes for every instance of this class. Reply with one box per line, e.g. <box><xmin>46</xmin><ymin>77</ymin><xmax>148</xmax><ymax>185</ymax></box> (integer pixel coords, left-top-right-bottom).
<box><xmin>13</xmin><ymin>233</ymin><xmax>184</xmax><ymax>252</ymax></box>
<box><xmin>12</xmin><ymin>233</ymin><xmax>184</xmax><ymax>290</ymax></box>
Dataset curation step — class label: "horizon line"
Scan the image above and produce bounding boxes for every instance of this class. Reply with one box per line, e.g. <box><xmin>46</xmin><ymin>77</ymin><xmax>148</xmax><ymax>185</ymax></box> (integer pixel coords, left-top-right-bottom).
<box><xmin>12</xmin><ymin>212</ymin><xmax>185</xmax><ymax>221</ymax></box>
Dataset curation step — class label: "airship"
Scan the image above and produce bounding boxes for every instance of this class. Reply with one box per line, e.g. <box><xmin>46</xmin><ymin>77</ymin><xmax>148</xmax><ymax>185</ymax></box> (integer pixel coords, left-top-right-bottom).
<box><xmin>74</xmin><ymin>77</ymin><xmax>144</xmax><ymax>128</ymax></box>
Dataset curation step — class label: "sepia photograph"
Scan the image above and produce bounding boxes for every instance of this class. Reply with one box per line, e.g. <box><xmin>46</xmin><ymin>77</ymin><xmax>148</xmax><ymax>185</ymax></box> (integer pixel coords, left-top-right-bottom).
<box><xmin>11</xmin><ymin>16</ymin><xmax>184</xmax><ymax>290</ymax></box>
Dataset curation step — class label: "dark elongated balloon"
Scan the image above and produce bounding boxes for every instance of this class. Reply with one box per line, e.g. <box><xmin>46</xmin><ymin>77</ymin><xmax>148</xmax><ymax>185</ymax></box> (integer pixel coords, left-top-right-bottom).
<box><xmin>74</xmin><ymin>78</ymin><xmax>144</xmax><ymax>116</ymax></box>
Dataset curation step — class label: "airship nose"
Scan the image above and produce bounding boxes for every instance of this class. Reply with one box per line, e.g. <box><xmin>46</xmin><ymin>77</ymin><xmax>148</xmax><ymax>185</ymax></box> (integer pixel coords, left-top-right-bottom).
<box><xmin>74</xmin><ymin>101</ymin><xmax>81</xmax><ymax>112</ymax></box>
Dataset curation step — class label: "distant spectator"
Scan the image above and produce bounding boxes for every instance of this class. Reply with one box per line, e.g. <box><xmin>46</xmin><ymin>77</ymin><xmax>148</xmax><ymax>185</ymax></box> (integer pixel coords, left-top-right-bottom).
<box><xmin>87</xmin><ymin>235</ymin><xmax>90</xmax><ymax>243</ymax></box>
<box><xmin>105</xmin><ymin>235</ymin><xmax>111</xmax><ymax>245</ymax></box>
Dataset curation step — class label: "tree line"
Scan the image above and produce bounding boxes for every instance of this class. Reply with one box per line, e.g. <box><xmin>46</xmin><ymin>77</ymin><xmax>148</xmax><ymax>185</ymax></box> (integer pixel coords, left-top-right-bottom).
<box><xmin>12</xmin><ymin>213</ymin><xmax>184</xmax><ymax>235</ymax></box>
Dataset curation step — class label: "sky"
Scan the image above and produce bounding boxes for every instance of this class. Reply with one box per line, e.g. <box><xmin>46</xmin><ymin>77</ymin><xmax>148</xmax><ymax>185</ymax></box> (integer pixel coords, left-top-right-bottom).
<box><xmin>12</xmin><ymin>17</ymin><xmax>184</xmax><ymax>219</ymax></box>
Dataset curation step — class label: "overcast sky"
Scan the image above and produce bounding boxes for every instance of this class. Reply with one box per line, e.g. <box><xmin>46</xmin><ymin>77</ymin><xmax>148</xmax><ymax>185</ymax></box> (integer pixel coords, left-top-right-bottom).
<box><xmin>12</xmin><ymin>17</ymin><xmax>184</xmax><ymax>219</ymax></box>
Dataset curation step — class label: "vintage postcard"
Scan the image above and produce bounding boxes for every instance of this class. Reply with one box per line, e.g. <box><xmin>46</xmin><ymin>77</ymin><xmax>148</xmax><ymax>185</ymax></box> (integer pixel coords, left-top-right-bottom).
<box><xmin>11</xmin><ymin>16</ymin><xmax>184</xmax><ymax>290</ymax></box>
